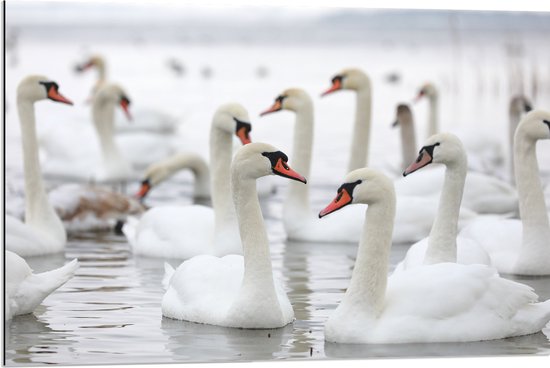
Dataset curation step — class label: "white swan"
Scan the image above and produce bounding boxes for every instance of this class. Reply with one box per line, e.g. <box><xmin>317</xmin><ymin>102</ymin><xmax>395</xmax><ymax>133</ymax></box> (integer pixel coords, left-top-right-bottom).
<box><xmin>75</xmin><ymin>54</ymin><xmax>178</xmax><ymax>134</ymax></box>
<box><xmin>460</xmin><ymin>110</ymin><xmax>550</xmax><ymax>275</ymax></box>
<box><xmin>6</xmin><ymin>75</ymin><xmax>71</xmax><ymax>256</ymax></box>
<box><xmin>391</xmin><ymin>103</ymin><xmax>417</xmax><ymax>172</ymax></box>
<box><xmin>508</xmin><ymin>95</ymin><xmax>532</xmax><ymax>182</ymax></box>
<box><xmin>395</xmin><ymin>133</ymin><xmax>491</xmax><ymax>271</ymax></box>
<box><xmin>394</xmin><ymin>142</ymin><xmax>518</xmax><ymax>214</ymax></box>
<box><xmin>136</xmin><ymin>152</ymin><xmax>210</xmax><ymax>201</ymax></box>
<box><xmin>6</xmin><ymin>251</ymin><xmax>79</xmax><ymax>320</ymax></box>
<box><xmin>122</xmin><ymin>103</ymin><xmax>253</xmax><ymax>259</ymax></box>
<box><xmin>321</xmin><ymin>68</ymin><xmax>372</xmax><ymax>172</ymax></box>
<box><xmin>415</xmin><ymin>82</ymin><xmax>439</xmax><ymax>138</ymax></box>
<box><xmin>319</xmin><ymin>168</ymin><xmax>550</xmax><ymax>344</ymax></box>
<box><xmin>75</xmin><ymin>55</ymin><xmax>106</xmax><ymax>97</ymax></box>
<box><xmin>260</xmin><ymin>88</ymin><xmax>475</xmax><ymax>244</ymax></box>
<box><xmin>415</xmin><ymin>82</ymin><xmax>506</xmax><ymax>177</ymax></box>
<box><xmin>41</xmin><ymin>83</ymin><xmax>135</xmax><ymax>182</ymax></box>
<box><xmin>162</xmin><ymin>142</ymin><xmax>306</xmax><ymax>328</ymax></box>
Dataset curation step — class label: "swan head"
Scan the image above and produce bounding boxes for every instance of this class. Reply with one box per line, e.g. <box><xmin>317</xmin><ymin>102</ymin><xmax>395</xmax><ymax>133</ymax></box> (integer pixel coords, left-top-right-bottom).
<box><xmin>516</xmin><ymin>110</ymin><xmax>550</xmax><ymax>141</ymax></box>
<box><xmin>213</xmin><ymin>103</ymin><xmax>253</xmax><ymax>145</ymax></box>
<box><xmin>403</xmin><ymin>133</ymin><xmax>466</xmax><ymax>176</ymax></box>
<box><xmin>75</xmin><ymin>55</ymin><xmax>105</xmax><ymax>73</ymax></box>
<box><xmin>94</xmin><ymin>83</ymin><xmax>132</xmax><ymax>121</ymax></box>
<box><xmin>415</xmin><ymin>82</ymin><xmax>438</xmax><ymax>101</ymax></box>
<box><xmin>260</xmin><ymin>88</ymin><xmax>313</xmax><ymax>116</ymax></box>
<box><xmin>319</xmin><ymin>168</ymin><xmax>394</xmax><ymax>218</ymax></box>
<box><xmin>509</xmin><ymin>95</ymin><xmax>532</xmax><ymax>115</ymax></box>
<box><xmin>391</xmin><ymin>103</ymin><xmax>413</xmax><ymax>128</ymax></box>
<box><xmin>232</xmin><ymin>142</ymin><xmax>306</xmax><ymax>183</ymax></box>
<box><xmin>17</xmin><ymin>75</ymin><xmax>73</xmax><ymax>105</ymax></box>
<box><xmin>321</xmin><ymin>68</ymin><xmax>370</xmax><ymax>96</ymax></box>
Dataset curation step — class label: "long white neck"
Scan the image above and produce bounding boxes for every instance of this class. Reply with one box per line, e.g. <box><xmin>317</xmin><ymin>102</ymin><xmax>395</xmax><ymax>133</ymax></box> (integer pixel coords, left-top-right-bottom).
<box><xmin>348</xmin><ymin>87</ymin><xmax>372</xmax><ymax>172</ymax></box>
<box><xmin>399</xmin><ymin>120</ymin><xmax>417</xmax><ymax>172</ymax></box>
<box><xmin>424</xmin><ymin>156</ymin><xmax>467</xmax><ymax>265</ymax></box>
<box><xmin>283</xmin><ymin>104</ymin><xmax>313</xmax><ymax>231</ymax></box>
<box><xmin>210</xmin><ymin>126</ymin><xmax>238</xmax><ymax>241</ymax></box>
<box><xmin>427</xmin><ymin>95</ymin><xmax>439</xmax><ymax>138</ymax></box>
<box><xmin>513</xmin><ymin>131</ymin><xmax>550</xmax><ymax>266</ymax></box>
<box><xmin>96</xmin><ymin>63</ymin><xmax>106</xmax><ymax>81</ymax></box>
<box><xmin>508</xmin><ymin>108</ymin><xmax>521</xmax><ymax>183</ymax></box>
<box><xmin>92</xmin><ymin>100</ymin><xmax>127</xmax><ymax>177</ymax></box>
<box><xmin>228</xmin><ymin>174</ymin><xmax>282</xmax><ymax>323</ymax></box>
<box><xmin>342</xmin><ymin>197</ymin><xmax>395</xmax><ymax>317</ymax></box>
<box><xmin>17</xmin><ymin>99</ymin><xmax>65</xmax><ymax>242</ymax></box>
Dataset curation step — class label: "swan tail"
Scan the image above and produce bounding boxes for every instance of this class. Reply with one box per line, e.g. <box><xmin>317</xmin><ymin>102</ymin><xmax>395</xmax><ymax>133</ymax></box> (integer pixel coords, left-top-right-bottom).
<box><xmin>514</xmin><ymin>299</ymin><xmax>550</xmax><ymax>335</ymax></box>
<box><xmin>29</xmin><ymin>259</ymin><xmax>79</xmax><ymax>293</ymax></box>
<box><xmin>162</xmin><ymin>262</ymin><xmax>176</xmax><ymax>290</ymax></box>
<box><xmin>16</xmin><ymin>259</ymin><xmax>79</xmax><ymax>316</ymax></box>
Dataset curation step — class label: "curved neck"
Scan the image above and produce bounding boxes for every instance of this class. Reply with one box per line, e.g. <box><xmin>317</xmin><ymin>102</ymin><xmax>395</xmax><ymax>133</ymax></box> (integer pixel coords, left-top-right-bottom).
<box><xmin>427</xmin><ymin>95</ymin><xmax>439</xmax><ymax>138</ymax></box>
<box><xmin>342</xmin><ymin>198</ymin><xmax>395</xmax><ymax>317</ymax></box>
<box><xmin>210</xmin><ymin>126</ymin><xmax>237</xmax><ymax>235</ymax></box>
<box><xmin>348</xmin><ymin>87</ymin><xmax>372</xmax><ymax>172</ymax></box>
<box><xmin>232</xmin><ymin>174</ymin><xmax>277</xmax><ymax>299</ymax></box>
<box><xmin>399</xmin><ymin>120</ymin><xmax>417</xmax><ymax>171</ymax></box>
<box><xmin>284</xmin><ymin>104</ymin><xmax>313</xmax><ymax>229</ymax></box>
<box><xmin>16</xmin><ymin>99</ymin><xmax>64</xmax><ymax>238</ymax></box>
<box><xmin>424</xmin><ymin>158</ymin><xmax>467</xmax><ymax>265</ymax></box>
<box><xmin>162</xmin><ymin>153</ymin><xmax>210</xmax><ymax>198</ymax></box>
<box><xmin>514</xmin><ymin>132</ymin><xmax>550</xmax><ymax>254</ymax></box>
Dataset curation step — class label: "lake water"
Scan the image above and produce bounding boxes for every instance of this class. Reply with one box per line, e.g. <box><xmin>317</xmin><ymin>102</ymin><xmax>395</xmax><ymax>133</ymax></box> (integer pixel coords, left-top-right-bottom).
<box><xmin>4</xmin><ymin>9</ymin><xmax>550</xmax><ymax>365</ymax></box>
<box><xmin>5</xmin><ymin>177</ymin><xmax>550</xmax><ymax>365</ymax></box>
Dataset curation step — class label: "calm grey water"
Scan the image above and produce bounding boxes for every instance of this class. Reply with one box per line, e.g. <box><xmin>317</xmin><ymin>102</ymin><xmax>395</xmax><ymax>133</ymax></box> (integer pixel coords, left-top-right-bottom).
<box><xmin>5</xmin><ymin>179</ymin><xmax>550</xmax><ymax>366</ymax></box>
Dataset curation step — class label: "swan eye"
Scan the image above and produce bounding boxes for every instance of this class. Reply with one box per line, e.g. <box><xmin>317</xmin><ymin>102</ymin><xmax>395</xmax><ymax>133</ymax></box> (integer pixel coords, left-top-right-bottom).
<box><xmin>120</xmin><ymin>95</ymin><xmax>131</xmax><ymax>106</ymax></box>
<box><xmin>39</xmin><ymin>81</ymin><xmax>59</xmax><ymax>93</ymax></box>
<box><xmin>544</xmin><ymin>120</ymin><xmax>550</xmax><ymax>130</ymax></box>
<box><xmin>234</xmin><ymin>118</ymin><xmax>252</xmax><ymax>133</ymax></box>
<box><xmin>276</xmin><ymin>95</ymin><xmax>287</xmax><ymax>104</ymax></box>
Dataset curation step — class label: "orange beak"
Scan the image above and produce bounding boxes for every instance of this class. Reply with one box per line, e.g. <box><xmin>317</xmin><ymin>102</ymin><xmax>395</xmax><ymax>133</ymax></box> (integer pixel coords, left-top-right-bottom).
<box><xmin>413</xmin><ymin>90</ymin><xmax>425</xmax><ymax>103</ymax></box>
<box><xmin>259</xmin><ymin>100</ymin><xmax>282</xmax><ymax>116</ymax></box>
<box><xmin>319</xmin><ymin>189</ymin><xmax>353</xmax><ymax>218</ymax></box>
<box><xmin>321</xmin><ymin>78</ymin><xmax>342</xmax><ymax>97</ymax></box>
<box><xmin>48</xmin><ymin>87</ymin><xmax>73</xmax><ymax>105</ymax></box>
<box><xmin>75</xmin><ymin>60</ymin><xmax>94</xmax><ymax>72</ymax></box>
<box><xmin>120</xmin><ymin>99</ymin><xmax>132</xmax><ymax>121</ymax></box>
<box><xmin>403</xmin><ymin>149</ymin><xmax>433</xmax><ymax>176</ymax></box>
<box><xmin>236</xmin><ymin>126</ymin><xmax>252</xmax><ymax>145</ymax></box>
<box><xmin>136</xmin><ymin>181</ymin><xmax>151</xmax><ymax>200</ymax></box>
<box><xmin>273</xmin><ymin>158</ymin><xmax>307</xmax><ymax>183</ymax></box>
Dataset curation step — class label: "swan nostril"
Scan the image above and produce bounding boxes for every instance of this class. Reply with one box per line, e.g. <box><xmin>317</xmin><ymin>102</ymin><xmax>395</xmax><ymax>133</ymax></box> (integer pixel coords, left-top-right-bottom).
<box><xmin>416</xmin><ymin>153</ymin><xmax>424</xmax><ymax>163</ymax></box>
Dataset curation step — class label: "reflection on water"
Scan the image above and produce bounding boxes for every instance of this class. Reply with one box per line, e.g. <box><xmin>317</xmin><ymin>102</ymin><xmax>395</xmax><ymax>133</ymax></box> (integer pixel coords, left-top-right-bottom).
<box><xmin>7</xmin><ymin>203</ymin><xmax>549</xmax><ymax>366</ymax></box>
<box><xmin>325</xmin><ymin>332</ymin><xmax>550</xmax><ymax>360</ymax></box>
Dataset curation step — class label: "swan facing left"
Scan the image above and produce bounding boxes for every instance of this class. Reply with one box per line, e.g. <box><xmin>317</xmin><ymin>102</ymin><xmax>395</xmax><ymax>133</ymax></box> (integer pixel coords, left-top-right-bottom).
<box><xmin>319</xmin><ymin>168</ymin><xmax>550</xmax><ymax>344</ymax></box>
<box><xmin>162</xmin><ymin>143</ymin><xmax>306</xmax><ymax>329</ymax></box>
<box><xmin>7</xmin><ymin>75</ymin><xmax>72</xmax><ymax>256</ymax></box>
<box><xmin>6</xmin><ymin>250</ymin><xmax>79</xmax><ymax>320</ymax></box>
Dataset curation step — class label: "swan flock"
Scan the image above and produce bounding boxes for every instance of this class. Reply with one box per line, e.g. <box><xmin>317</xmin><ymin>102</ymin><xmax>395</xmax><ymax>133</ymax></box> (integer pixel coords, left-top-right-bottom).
<box><xmin>6</xmin><ymin>67</ymin><xmax>550</xmax><ymax>348</ymax></box>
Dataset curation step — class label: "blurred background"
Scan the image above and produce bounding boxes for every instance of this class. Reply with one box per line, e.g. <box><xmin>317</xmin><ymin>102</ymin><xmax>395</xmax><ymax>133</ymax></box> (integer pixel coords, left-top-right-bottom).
<box><xmin>4</xmin><ymin>2</ymin><xmax>550</xmax><ymax>365</ymax></box>
<box><xmin>5</xmin><ymin>0</ymin><xmax>550</xmax><ymax>187</ymax></box>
